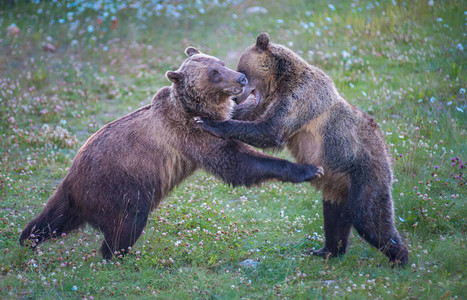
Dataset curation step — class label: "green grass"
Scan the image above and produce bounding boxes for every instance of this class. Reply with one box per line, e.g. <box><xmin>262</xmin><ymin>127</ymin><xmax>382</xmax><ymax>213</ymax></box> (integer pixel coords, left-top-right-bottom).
<box><xmin>0</xmin><ymin>0</ymin><xmax>466</xmax><ymax>298</ymax></box>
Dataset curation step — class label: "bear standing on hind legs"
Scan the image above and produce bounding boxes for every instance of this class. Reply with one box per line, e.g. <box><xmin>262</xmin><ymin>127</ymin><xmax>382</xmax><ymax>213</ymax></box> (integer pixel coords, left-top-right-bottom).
<box><xmin>198</xmin><ymin>33</ymin><xmax>409</xmax><ymax>266</ymax></box>
<box><xmin>20</xmin><ymin>47</ymin><xmax>324</xmax><ymax>259</ymax></box>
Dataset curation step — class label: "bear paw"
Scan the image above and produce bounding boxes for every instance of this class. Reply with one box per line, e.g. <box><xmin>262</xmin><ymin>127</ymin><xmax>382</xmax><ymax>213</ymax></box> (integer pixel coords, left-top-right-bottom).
<box><xmin>195</xmin><ymin>117</ymin><xmax>228</xmax><ymax>139</ymax></box>
<box><xmin>306</xmin><ymin>166</ymin><xmax>324</xmax><ymax>182</ymax></box>
<box><xmin>306</xmin><ymin>247</ymin><xmax>339</xmax><ymax>259</ymax></box>
<box><xmin>314</xmin><ymin>166</ymin><xmax>324</xmax><ymax>179</ymax></box>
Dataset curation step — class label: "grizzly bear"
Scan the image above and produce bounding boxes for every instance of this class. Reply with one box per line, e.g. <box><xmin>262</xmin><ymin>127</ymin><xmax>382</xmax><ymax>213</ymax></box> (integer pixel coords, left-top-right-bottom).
<box><xmin>20</xmin><ymin>47</ymin><xmax>324</xmax><ymax>259</ymax></box>
<box><xmin>198</xmin><ymin>33</ymin><xmax>409</xmax><ymax>265</ymax></box>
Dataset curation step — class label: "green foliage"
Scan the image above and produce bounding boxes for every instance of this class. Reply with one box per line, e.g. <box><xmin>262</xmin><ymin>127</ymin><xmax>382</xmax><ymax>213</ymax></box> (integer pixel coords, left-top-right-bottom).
<box><xmin>0</xmin><ymin>0</ymin><xmax>465</xmax><ymax>298</ymax></box>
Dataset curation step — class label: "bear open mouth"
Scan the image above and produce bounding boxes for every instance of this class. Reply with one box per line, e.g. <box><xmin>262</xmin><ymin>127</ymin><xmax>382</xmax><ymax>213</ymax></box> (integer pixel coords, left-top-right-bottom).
<box><xmin>233</xmin><ymin>89</ymin><xmax>261</xmax><ymax>106</ymax></box>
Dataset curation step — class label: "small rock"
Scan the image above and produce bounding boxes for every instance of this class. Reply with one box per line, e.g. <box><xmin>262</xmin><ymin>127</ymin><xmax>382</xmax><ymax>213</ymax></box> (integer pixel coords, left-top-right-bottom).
<box><xmin>43</xmin><ymin>43</ymin><xmax>57</xmax><ymax>53</ymax></box>
<box><xmin>246</xmin><ymin>6</ymin><xmax>268</xmax><ymax>14</ymax></box>
<box><xmin>7</xmin><ymin>24</ymin><xmax>20</xmax><ymax>36</ymax></box>
<box><xmin>239</xmin><ymin>259</ymin><xmax>258</xmax><ymax>269</ymax></box>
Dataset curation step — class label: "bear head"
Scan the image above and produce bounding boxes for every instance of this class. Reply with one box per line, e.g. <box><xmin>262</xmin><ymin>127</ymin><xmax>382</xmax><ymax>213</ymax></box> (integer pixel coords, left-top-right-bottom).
<box><xmin>166</xmin><ymin>47</ymin><xmax>247</xmax><ymax>120</ymax></box>
<box><xmin>233</xmin><ymin>33</ymin><xmax>301</xmax><ymax>107</ymax></box>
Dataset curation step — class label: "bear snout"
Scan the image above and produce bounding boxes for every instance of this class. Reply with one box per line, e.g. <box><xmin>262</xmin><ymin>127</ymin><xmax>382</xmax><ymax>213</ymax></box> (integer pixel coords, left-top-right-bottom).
<box><xmin>237</xmin><ymin>74</ymin><xmax>248</xmax><ymax>86</ymax></box>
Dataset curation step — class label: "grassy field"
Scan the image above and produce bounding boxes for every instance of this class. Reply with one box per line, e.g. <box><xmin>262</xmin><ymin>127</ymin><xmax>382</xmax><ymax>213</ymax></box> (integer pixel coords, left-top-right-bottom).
<box><xmin>0</xmin><ymin>0</ymin><xmax>466</xmax><ymax>298</ymax></box>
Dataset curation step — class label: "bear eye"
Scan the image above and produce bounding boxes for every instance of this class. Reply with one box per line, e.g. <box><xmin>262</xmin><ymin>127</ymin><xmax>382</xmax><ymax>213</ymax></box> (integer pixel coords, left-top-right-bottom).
<box><xmin>209</xmin><ymin>69</ymin><xmax>221</xmax><ymax>81</ymax></box>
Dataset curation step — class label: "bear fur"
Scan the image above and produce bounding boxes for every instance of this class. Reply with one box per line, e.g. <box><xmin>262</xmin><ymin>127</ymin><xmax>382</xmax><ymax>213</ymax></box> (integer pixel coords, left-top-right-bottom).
<box><xmin>198</xmin><ymin>33</ymin><xmax>409</xmax><ymax>265</ymax></box>
<box><xmin>20</xmin><ymin>47</ymin><xmax>324</xmax><ymax>259</ymax></box>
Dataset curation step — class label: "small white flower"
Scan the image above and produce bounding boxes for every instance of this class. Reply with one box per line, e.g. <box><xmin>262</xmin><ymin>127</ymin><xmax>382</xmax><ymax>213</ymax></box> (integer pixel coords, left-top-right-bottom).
<box><xmin>341</xmin><ymin>50</ymin><xmax>351</xmax><ymax>58</ymax></box>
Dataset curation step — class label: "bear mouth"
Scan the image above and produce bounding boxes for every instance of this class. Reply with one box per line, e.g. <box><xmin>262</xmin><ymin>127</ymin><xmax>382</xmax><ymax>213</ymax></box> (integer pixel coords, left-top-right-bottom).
<box><xmin>232</xmin><ymin>89</ymin><xmax>261</xmax><ymax>106</ymax></box>
<box><xmin>226</xmin><ymin>87</ymin><xmax>244</xmax><ymax>96</ymax></box>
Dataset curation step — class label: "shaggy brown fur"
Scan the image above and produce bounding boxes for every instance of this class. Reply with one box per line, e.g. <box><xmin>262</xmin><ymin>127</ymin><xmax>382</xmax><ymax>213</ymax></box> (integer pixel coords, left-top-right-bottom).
<box><xmin>20</xmin><ymin>47</ymin><xmax>324</xmax><ymax>259</ymax></box>
<box><xmin>199</xmin><ymin>33</ymin><xmax>409</xmax><ymax>265</ymax></box>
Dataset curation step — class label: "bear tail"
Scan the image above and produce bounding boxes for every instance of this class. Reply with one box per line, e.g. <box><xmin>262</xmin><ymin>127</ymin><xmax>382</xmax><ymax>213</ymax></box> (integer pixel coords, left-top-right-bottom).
<box><xmin>20</xmin><ymin>188</ymin><xmax>84</xmax><ymax>248</ymax></box>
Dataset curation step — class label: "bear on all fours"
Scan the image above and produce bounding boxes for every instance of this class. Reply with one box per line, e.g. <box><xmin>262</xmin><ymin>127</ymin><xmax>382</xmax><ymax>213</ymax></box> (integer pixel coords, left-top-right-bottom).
<box><xmin>20</xmin><ymin>47</ymin><xmax>324</xmax><ymax>259</ymax></box>
<box><xmin>199</xmin><ymin>33</ymin><xmax>409</xmax><ymax>266</ymax></box>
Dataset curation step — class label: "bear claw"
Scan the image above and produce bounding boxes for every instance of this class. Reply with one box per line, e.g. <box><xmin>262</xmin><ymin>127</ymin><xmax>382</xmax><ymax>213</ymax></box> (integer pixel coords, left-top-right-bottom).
<box><xmin>307</xmin><ymin>166</ymin><xmax>324</xmax><ymax>182</ymax></box>
<box><xmin>315</xmin><ymin>166</ymin><xmax>324</xmax><ymax>178</ymax></box>
<box><xmin>309</xmin><ymin>247</ymin><xmax>337</xmax><ymax>259</ymax></box>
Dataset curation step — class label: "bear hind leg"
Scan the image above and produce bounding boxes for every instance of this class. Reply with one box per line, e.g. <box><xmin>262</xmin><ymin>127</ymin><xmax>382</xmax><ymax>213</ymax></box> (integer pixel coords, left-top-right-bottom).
<box><xmin>312</xmin><ymin>198</ymin><xmax>352</xmax><ymax>258</ymax></box>
<box><xmin>349</xmin><ymin>180</ymin><xmax>409</xmax><ymax>266</ymax></box>
<box><xmin>99</xmin><ymin>210</ymin><xmax>149</xmax><ymax>260</ymax></box>
<box><xmin>20</xmin><ymin>191</ymin><xmax>84</xmax><ymax>247</ymax></box>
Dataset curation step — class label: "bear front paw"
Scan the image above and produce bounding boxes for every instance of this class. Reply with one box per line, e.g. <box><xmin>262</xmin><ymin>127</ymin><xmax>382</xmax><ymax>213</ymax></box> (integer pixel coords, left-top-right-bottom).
<box><xmin>306</xmin><ymin>166</ymin><xmax>324</xmax><ymax>182</ymax></box>
<box><xmin>315</xmin><ymin>166</ymin><xmax>324</xmax><ymax>179</ymax></box>
<box><xmin>197</xmin><ymin>118</ymin><xmax>227</xmax><ymax>139</ymax></box>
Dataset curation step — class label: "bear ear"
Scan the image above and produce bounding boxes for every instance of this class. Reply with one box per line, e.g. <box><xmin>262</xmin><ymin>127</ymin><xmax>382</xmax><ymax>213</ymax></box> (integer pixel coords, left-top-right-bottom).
<box><xmin>256</xmin><ymin>33</ymin><xmax>270</xmax><ymax>51</ymax></box>
<box><xmin>166</xmin><ymin>71</ymin><xmax>183</xmax><ymax>84</ymax></box>
<box><xmin>185</xmin><ymin>46</ymin><xmax>201</xmax><ymax>57</ymax></box>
